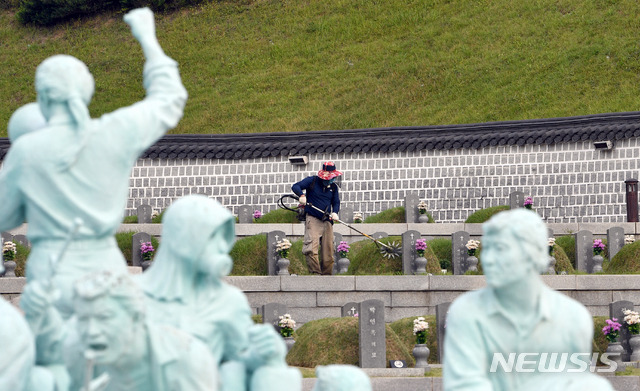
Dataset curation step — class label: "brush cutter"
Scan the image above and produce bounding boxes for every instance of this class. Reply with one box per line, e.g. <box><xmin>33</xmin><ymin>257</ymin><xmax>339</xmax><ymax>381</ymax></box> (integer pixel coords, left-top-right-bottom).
<box><xmin>277</xmin><ymin>194</ymin><xmax>402</xmax><ymax>259</ymax></box>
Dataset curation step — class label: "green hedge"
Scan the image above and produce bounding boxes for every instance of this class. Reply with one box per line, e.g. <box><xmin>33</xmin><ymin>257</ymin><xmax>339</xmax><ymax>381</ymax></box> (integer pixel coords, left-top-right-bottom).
<box><xmin>16</xmin><ymin>0</ymin><xmax>215</xmax><ymax>26</ymax></box>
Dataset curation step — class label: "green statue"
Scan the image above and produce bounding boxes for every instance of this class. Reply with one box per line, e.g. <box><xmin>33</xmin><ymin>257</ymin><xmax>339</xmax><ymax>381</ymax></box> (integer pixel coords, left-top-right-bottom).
<box><xmin>443</xmin><ymin>209</ymin><xmax>613</xmax><ymax>390</ymax></box>
<box><xmin>0</xmin><ymin>6</ymin><xmax>187</xmax><ymax>320</ymax></box>
<box><xmin>74</xmin><ymin>270</ymin><xmax>217</xmax><ymax>391</ymax></box>
<box><xmin>140</xmin><ymin>195</ymin><xmax>302</xmax><ymax>391</ymax></box>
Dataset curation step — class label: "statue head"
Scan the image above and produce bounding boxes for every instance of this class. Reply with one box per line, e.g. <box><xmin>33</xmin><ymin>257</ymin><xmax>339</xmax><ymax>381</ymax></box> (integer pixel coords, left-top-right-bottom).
<box><xmin>311</xmin><ymin>365</ymin><xmax>372</xmax><ymax>391</ymax></box>
<box><xmin>481</xmin><ymin>209</ymin><xmax>548</xmax><ymax>288</ymax></box>
<box><xmin>160</xmin><ymin>195</ymin><xmax>235</xmax><ymax>279</ymax></box>
<box><xmin>74</xmin><ymin>270</ymin><xmax>145</xmax><ymax>365</ymax></box>
<box><xmin>7</xmin><ymin>102</ymin><xmax>47</xmax><ymax>142</ymax></box>
<box><xmin>35</xmin><ymin>55</ymin><xmax>94</xmax><ymax>127</ymax></box>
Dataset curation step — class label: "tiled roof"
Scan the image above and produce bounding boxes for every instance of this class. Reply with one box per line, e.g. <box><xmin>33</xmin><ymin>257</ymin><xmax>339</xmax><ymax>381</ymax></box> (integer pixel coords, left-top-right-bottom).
<box><xmin>2</xmin><ymin>111</ymin><xmax>640</xmax><ymax>160</ymax></box>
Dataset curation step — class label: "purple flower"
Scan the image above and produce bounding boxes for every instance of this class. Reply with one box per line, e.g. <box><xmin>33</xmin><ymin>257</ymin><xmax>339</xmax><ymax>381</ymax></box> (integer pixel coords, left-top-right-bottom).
<box><xmin>415</xmin><ymin>239</ymin><xmax>427</xmax><ymax>251</ymax></box>
<box><xmin>603</xmin><ymin>318</ymin><xmax>622</xmax><ymax>342</ymax></box>
<box><xmin>253</xmin><ymin>210</ymin><xmax>262</xmax><ymax>219</ymax></box>
<box><xmin>523</xmin><ymin>197</ymin><xmax>533</xmax><ymax>206</ymax></box>
<box><xmin>140</xmin><ymin>241</ymin><xmax>155</xmax><ymax>262</ymax></box>
<box><xmin>593</xmin><ymin>239</ymin><xmax>605</xmax><ymax>255</ymax></box>
<box><xmin>337</xmin><ymin>241</ymin><xmax>350</xmax><ymax>257</ymax></box>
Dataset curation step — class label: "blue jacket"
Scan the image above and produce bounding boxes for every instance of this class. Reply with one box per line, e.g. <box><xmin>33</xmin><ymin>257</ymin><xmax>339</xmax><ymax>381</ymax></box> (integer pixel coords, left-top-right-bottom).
<box><xmin>291</xmin><ymin>176</ymin><xmax>340</xmax><ymax>221</ymax></box>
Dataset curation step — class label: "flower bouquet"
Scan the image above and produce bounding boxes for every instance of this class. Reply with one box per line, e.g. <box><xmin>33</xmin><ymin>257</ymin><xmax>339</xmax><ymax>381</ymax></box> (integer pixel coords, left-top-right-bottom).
<box><xmin>624</xmin><ymin>309</ymin><xmax>640</xmax><ymax>334</ymax></box>
<box><xmin>276</xmin><ymin>239</ymin><xmax>292</xmax><ymax>259</ymax></box>
<box><xmin>418</xmin><ymin>200</ymin><xmax>428</xmax><ymax>215</ymax></box>
<box><xmin>415</xmin><ymin>239</ymin><xmax>427</xmax><ymax>257</ymax></box>
<box><xmin>466</xmin><ymin>239</ymin><xmax>480</xmax><ymax>256</ymax></box>
<box><xmin>278</xmin><ymin>314</ymin><xmax>296</xmax><ymax>337</ymax></box>
<box><xmin>625</xmin><ymin>235</ymin><xmax>636</xmax><ymax>245</ymax></box>
<box><xmin>2</xmin><ymin>241</ymin><xmax>16</xmax><ymax>261</ymax></box>
<box><xmin>548</xmin><ymin>237</ymin><xmax>556</xmax><ymax>256</ymax></box>
<box><xmin>523</xmin><ymin>197</ymin><xmax>533</xmax><ymax>210</ymax></box>
<box><xmin>253</xmin><ymin>210</ymin><xmax>262</xmax><ymax>221</ymax></box>
<box><xmin>413</xmin><ymin>316</ymin><xmax>429</xmax><ymax>344</ymax></box>
<box><xmin>593</xmin><ymin>239</ymin><xmax>605</xmax><ymax>256</ymax></box>
<box><xmin>602</xmin><ymin>318</ymin><xmax>622</xmax><ymax>343</ymax></box>
<box><xmin>140</xmin><ymin>242</ymin><xmax>155</xmax><ymax>261</ymax></box>
<box><xmin>337</xmin><ymin>241</ymin><xmax>350</xmax><ymax>258</ymax></box>
<box><xmin>353</xmin><ymin>212</ymin><xmax>363</xmax><ymax>224</ymax></box>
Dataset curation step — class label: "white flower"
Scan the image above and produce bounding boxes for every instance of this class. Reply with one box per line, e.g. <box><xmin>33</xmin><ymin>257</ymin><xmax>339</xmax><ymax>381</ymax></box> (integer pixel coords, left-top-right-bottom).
<box><xmin>278</xmin><ymin>313</ymin><xmax>296</xmax><ymax>329</ymax></box>
<box><xmin>276</xmin><ymin>239</ymin><xmax>292</xmax><ymax>251</ymax></box>
<box><xmin>353</xmin><ymin>212</ymin><xmax>363</xmax><ymax>220</ymax></box>
<box><xmin>548</xmin><ymin>238</ymin><xmax>556</xmax><ymax>247</ymax></box>
<box><xmin>413</xmin><ymin>317</ymin><xmax>429</xmax><ymax>334</ymax></box>
<box><xmin>623</xmin><ymin>309</ymin><xmax>640</xmax><ymax>325</ymax></box>
<box><xmin>417</xmin><ymin>200</ymin><xmax>428</xmax><ymax>211</ymax></box>
<box><xmin>465</xmin><ymin>240</ymin><xmax>480</xmax><ymax>251</ymax></box>
<box><xmin>151</xmin><ymin>210</ymin><xmax>160</xmax><ymax>219</ymax></box>
<box><xmin>2</xmin><ymin>241</ymin><xmax>16</xmax><ymax>254</ymax></box>
<box><xmin>625</xmin><ymin>235</ymin><xmax>635</xmax><ymax>245</ymax></box>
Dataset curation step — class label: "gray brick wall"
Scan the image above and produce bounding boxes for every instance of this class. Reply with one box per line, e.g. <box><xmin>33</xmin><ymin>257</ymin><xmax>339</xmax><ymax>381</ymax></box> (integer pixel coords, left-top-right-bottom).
<box><xmin>122</xmin><ymin>138</ymin><xmax>638</xmax><ymax>223</ymax></box>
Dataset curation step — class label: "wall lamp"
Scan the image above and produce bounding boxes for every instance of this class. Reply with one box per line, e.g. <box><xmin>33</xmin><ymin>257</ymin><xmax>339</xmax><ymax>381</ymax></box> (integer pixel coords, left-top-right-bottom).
<box><xmin>593</xmin><ymin>140</ymin><xmax>613</xmax><ymax>150</ymax></box>
<box><xmin>288</xmin><ymin>155</ymin><xmax>308</xmax><ymax>165</ymax></box>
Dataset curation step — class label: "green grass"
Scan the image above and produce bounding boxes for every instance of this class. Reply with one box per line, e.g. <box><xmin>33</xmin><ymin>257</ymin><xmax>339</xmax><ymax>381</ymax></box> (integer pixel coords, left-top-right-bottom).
<box><xmin>255</xmin><ymin>208</ymin><xmax>301</xmax><ymax>224</ymax></box>
<box><xmin>364</xmin><ymin>207</ymin><xmax>405</xmax><ymax>224</ymax></box>
<box><xmin>286</xmin><ymin>317</ymin><xmax>413</xmax><ymax>368</ymax></box>
<box><xmin>464</xmin><ymin>205</ymin><xmax>509</xmax><ymax>223</ymax></box>
<box><xmin>428</xmin><ymin>238</ymin><xmax>452</xmax><ymax>271</ymax></box>
<box><xmin>606</xmin><ymin>241</ymin><xmax>640</xmax><ymax>274</ymax></box>
<box><xmin>229</xmin><ymin>234</ymin><xmax>309</xmax><ymax>275</ymax></box>
<box><xmin>5</xmin><ymin>0</ymin><xmax>639</xmax><ymax>137</ymax></box>
<box><xmin>556</xmin><ymin>235</ymin><xmax>576</xmax><ymax>269</ymax></box>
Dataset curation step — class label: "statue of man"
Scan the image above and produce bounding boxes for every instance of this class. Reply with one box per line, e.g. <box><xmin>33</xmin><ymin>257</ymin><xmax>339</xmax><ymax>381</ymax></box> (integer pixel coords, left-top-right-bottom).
<box><xmin>443</xmin><ymin>209</ymin><xmax>613</xmax><ymax>390</ymax></box>
<box><xmin>0</xmin><ymin>7</ymin><xmax>188</xmax><ymax>319</ymax></box>
<box><xmin>73</xmin><ymin>270</ymin><xmax>217</xmax><ymax>391</ymax></box>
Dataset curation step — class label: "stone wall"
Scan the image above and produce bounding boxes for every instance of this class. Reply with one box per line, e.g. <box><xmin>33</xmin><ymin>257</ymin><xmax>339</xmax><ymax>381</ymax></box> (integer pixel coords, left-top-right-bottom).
<box><xmin>4</xmin><ymin>275</ymin><xmax>640</xmax><ymax>323</ymax></box>
<box><xmin>126</xmin><ymin>138</ymin><xmax>640</xmax><ymax>223</ymax></box>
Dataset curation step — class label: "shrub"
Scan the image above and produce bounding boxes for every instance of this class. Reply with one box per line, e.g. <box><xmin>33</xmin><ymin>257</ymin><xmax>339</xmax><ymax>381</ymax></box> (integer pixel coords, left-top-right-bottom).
<box><xmin>555</xmin><ymin>235</ymin><xmax>576</xmax><ymax>269</ymax></box>
<box><xmin>606</xmin><ymin>240</ymin><xmax>640</xmax><ymax>274</ymax></box>
<box><xmin>255</xmin><ymin>208</ymin><xmax>300</xmax><ymax>224</ymax></box>
<box><xmin>347</xmin><ymin>236</ymin><xmax>440</xmax><ymax>275</ymax></box>
<box><xmin>464</xmin><ymin>205</ymin><xmax>509</xmax><ymax>223</ymax></box>
<box><xmin>428</xmin><ymin>238</ymin><xmax>452</xmax><ymax>272</ymax></box>
<box><xmin>364</xmin><ymin>207</ymin><xmax>406</xmax><ymax>223</ymax></box>
<box><xmin>286</xmin><ymin>317</ymin><xmax>412</xmax><ymax>367</ymax></box>
<box><xmin>229</xmin><ymin>235</ymin><xmax>308</xmax><ymax>276</ymax></box>
<box><xmin>389</xmin><ymin>315</ymin><xmax>438</xmax><ymax>364</ymax></box>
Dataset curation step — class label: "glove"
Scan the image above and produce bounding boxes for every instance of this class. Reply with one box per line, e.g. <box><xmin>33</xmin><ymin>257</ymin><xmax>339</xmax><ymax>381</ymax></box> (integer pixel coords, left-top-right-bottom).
<box><xmin>298</xmin><ymin>195</ymin><xmax>307</xmax><ymax>205</ymax></box>
<box><xmin>330</xmin><ymin>212</ymin><xmax>339</xmax><ymax>221</ymax></box>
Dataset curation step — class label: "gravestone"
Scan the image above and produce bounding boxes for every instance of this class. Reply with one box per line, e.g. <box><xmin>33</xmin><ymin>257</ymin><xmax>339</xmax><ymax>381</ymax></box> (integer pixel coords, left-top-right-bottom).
<box><xmin>509</xmin><ymin>191</ymin><xmax>525</xmax><ymax>209</ymax></box>
<box><xmin>340</xmin><ymin>204</ymin><xmax>354</xmax><ymax>224</ymax></box>
<box><xmin>404</xmin><ymin>193</ymin><xmax>420</xmax><ymax>223</ymax></box>
<box><xmin>607</xmin><ymin>227</ymin><xmax>625</xmax><ymax>261</ymax></box>
<box><xmin>342</xmin><ymin>302</ymin><xmax>360</xmax><ymax>317</ymax></box>
<box><xmin>132</xmin><ymin>232</ymin><xmax>152</xmax><ymax>267</ymax></box>
<box><xmin>610</xmin><ymin>300</ymin><xmax>634</xmax><ymax>362</ymax></box>
<box><xmin>359</xmin><ymin>299</ymin><xmax>386</xmax><ymax>368</ymax></box>
<box><xmin>332</xmin><ymin>232</ymin><xmax>343</xmax><ymax>275</ymax></box>
<box><xmin>267</xmin><ymin>231</ymin><xmax>287</xmax><ymax>276</ymax></box>
<box><xmin>401</xmin><ymin>230</ymin><xmax>422</xmax><ymax>275</ymax></box>
<box><xmin>575</xmin><ymin>230</ymin><xmax>593</xmax><ymax>273</ymax></box>
<box><xmin>436</xmin><ymin>302</ymin><xmax>452</xmax><ymax>363</ymax></box>
<box><xmin>372</xmin><ymin>232</ymin><xmax>388</xmax><ymax>240</ymax></box>
<box><xmin>451</xmin><ymin>231</ymin><xmax>470</xmax><ymax>275</ymax></box>
<box><xmin>261</xmin><ymin>302</ymin><xmax>289</xmax><ymax>332</ymax></box>
<box><xmin>12</xmin><ymin>234</ymin><xmax>30</xmax><ymax>248</ymax></box>
<box><xmin>238</xmin><ymin>205</ymin><xmax>253</xmax><ymax>224</ymax></box>
<box><xmin>1</xmin><ymin>232</ymin><xmax>12</xmax><ymax>244</ymax></box>
<box><xmin>137</xmin><ymin>204</ymin><xmax>153</xmax><ymax>224</ymax></box>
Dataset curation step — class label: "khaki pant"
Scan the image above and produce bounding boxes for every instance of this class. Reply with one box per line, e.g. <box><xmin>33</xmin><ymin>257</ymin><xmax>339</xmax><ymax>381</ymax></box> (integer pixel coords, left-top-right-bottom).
<box><xmin>302</xmin><ymin>215</ymin><xmax>334</xmax><ymax>275</ymax></box>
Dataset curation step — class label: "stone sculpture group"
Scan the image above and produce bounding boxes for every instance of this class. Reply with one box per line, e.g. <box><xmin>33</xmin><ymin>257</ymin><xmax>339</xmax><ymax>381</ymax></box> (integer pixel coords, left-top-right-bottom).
<box><xmin>0</xmin><ymin>6</ymin><xmax>617</xmax><ymax>391</ymax></box>
<box><xmin>0</xmin><ymin>7</ymin><xmax>370</xmax><ymax>391</ymax></box>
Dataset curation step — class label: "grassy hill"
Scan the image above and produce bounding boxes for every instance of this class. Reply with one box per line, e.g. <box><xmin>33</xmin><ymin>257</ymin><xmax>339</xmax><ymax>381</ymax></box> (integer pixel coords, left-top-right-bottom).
<box><xmin>1</xmin><ymin>0</ymin><xmax>640</xmax><ymax>137</ymax></box>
